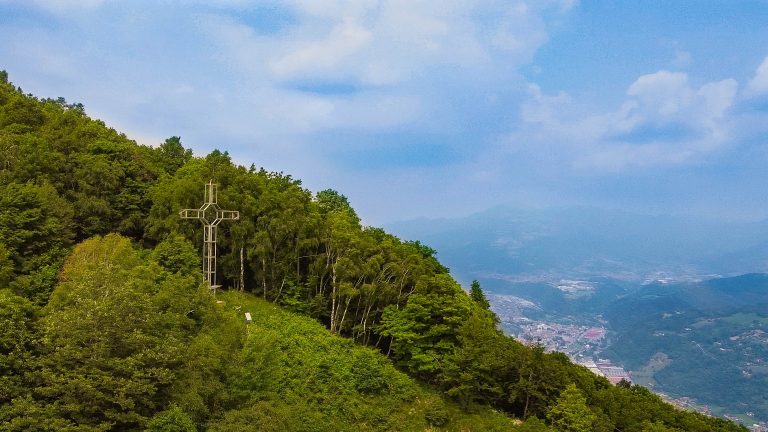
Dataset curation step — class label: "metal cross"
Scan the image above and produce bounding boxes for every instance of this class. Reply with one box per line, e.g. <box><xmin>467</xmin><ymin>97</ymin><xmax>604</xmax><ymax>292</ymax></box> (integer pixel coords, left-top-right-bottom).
<box><xmin>179</xmin><ymin>180</ymin><xmax>239</xmax><ymax>293</ymax></box>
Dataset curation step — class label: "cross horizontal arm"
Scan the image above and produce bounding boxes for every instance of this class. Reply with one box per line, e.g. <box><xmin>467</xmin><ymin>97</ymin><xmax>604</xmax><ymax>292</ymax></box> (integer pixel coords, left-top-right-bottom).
<box><xmin>179</xmin><ymin>209</ymin><xmax>203</xmax><ymax>219</ymax></box>
<box><xmin>218</xmin><ymin>210</ymin><xmax>240</xmax><ymax>220</ymax></box>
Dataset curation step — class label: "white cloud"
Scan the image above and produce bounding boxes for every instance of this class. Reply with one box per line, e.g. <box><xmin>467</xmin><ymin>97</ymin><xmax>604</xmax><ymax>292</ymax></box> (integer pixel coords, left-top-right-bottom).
<box><xmin>619</xmin><ymin>70</ymin><xmax>736</xmax><ymax>131</ymax></box>
<box><xmin>202</xmin><ymin>1</ymin><xmax>557</xmax><ymax>87</ymax></box>
<box><xmin>190</xmin><ymin>1</ymin><xmax>569</xmax><ymax>141</ymax></box>
<box><xmin>512</xmin><ymin>70</ymin><xmax>739</xmax><ymax>171</ymax></box>
<box><xmin>268</xmin><ymin>16</ymin><xmax>373</xmax><ymax>79</ymax></box>
<box><xmin>626</xmin><ymin>71</ymin><xmax>692</xmax><ymax>118</ymax></box>
<box><xmin>696</xmin><ymin>79</ymin><xmax>739</xmax><ymax>124</ymax></box>
<box><xmin>747</xmin><ymin>56</ymin><xmax>768</xmax><ymax>96</ymax></box>
<box><xmin>520</xmin><ymin>84</ymin><xmax>571</xmax><ymax>124</ymax></box>
<box><xmin>0</xmin><ymin>0</ymin><xmax>580</xmax><ymax>222</ymax></box>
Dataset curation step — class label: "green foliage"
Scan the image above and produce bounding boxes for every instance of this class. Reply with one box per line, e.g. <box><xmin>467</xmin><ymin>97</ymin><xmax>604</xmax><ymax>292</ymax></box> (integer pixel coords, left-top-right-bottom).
<box><xmin>0</xmin><ymin>290</ymin><xmax>37</xmax><ymax>404</ymax></box>
<box><xmin>146</xmin><ymin>405</ymin><xmax>197</xmax><ymax>432</ymax></box>
<box><xmin>441</xmin><ymin>310</ymin><xmax>515</xmax><ymax>409</ymax></box>
<box><xmin>167</xmin><ymin>319</ymin><xmax>244</xmax><ymax>425</ymax></box>
<box><xmin>225</xmin><ymin>327</ymin><xmax>283</xmax><ymax>406</ymax></box>
<box><xmin>469</xmin><ymin>280</ymin><xmax>490</xmax><ymax>310</ymax></box>
<box><xmin>0</xmin><ymin>182</ymin><xmax>73</xmax><ymax>277</ymax></box>
<box><xmin>0</xmin><ymin>74</ymin><xmax>749</xmax><ymax>432</ymax></box>
<box><xmin>350</xmin><ymin>349</ymin><xmax>389</xmax><ymax>394</ymax></box>
<box><xmin>0</xmin><ymin>244</ymin><xmax>13</xmax><ymax>287</ymax></box>
<box><xmin>8</xmin><ymin>262</ymin><xmax>62</xmax><ymax>306</ymax></box>
<box><xmin>155</xmin><ymin>136</ymin><xmax>193</xmax><ymax>176</ymax></box>
<box><xmin>404</xmin><ymin>239</ymin><xmax>450</xmax><ymax>273</ymax></box>
<box><xmin>604</xmin><ymin>276</ymin><xmax>768</xmax><ymax>420</ymax></box>
<box><xmin>508</xmin><ymin>343</ymin><xmax>570</xmax><ymax>420</ymax></box>
<box><xmin>516</xmin><ymin>417</ymin><xmax>552</xmax><ymax>432</ymax></box>
<box><xmin>209</xmin><ymin>291</ymin><xmax>512</xmax><ymax>432</ymax></box>
<box><xmin>379</xmin><ymin>274</ymin><xmax>473</xmax><ymax>379</ymax></box>
<box><xmin>424</xmin><ymin>400</ymin><xmax>450</xmax><ymax>427</ymax></box>
<box><xmin>546</xmin><ymin>384</ymin><xmax>598</xmax><ymax>432</ymax></box>
<box><xmin>316</xmin><ymin>188</ymin><xmax>358</xmax><ymax>221</ymax></box>
<box><xmin>0</xmin><ymin>395</ymin><xmax>74</xmax><ymax>432</ymax></box>
<box><xmin>591</xmin><ymin>382</ymin><xmax>740</xmax><ymax>432</ymax></box>
<box><xmin>27</xmin><ymin>235</ymin><xmax>215</xmax><ymax>430</ymax></box>
<box><xmin>0</xmin><ymin>95</ymin><xmax>44</xmax><ymax>129</ymax></box>
<box><xmin>642</xmin><ymin>420</ymin><xmax>682</xmax><ymax>432</ymax></box>
<box><xmin>0</xmin><ymin>183</ymin><xmax>70</xmax><ymax>303</ymax></box>
<box><xmin>0</xmin><ymin>78</ymin><xmax>161</xmax><ymax>242</ymax></box>
<box><xmin>150</xmin><ymin>233</ymin><xmax>200</xmax><ymax>276</ymax></box>
<box><xmin>206</xmin><ymin>400</ymin><xmax>303</xmax><ymax>432</ymax></box>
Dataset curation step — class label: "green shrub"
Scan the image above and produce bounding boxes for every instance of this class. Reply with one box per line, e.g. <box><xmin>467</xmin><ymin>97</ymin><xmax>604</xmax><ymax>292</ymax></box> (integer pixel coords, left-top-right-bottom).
<box><xmin>424</xmin><ymin>400</ymin><xmax>450</xmax><ymax>427</ymax></box>
<box><xmin>146</xmin><ymin>405</ymin><xmax>196</xmax><ymax>432</ymax></box>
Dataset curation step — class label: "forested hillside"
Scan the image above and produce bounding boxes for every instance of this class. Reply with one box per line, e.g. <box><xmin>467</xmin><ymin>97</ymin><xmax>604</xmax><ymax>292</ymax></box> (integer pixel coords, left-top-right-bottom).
<box><xmin>0</xmin><ymin>71</ymin><xmax>747</xmax><ymax>431</ymax></box>
<box><xmin>604</xmin><ymin>274</ymin><xmax>768</xmax><ymax>421</ymax></box>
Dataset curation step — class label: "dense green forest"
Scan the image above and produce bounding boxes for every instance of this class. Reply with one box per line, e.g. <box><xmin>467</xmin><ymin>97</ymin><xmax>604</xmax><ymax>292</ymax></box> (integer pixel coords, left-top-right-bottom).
<box><xmin>0</xmin><ymin>70</ymin><xmax>748</xmax><ymax>431</ymax></box>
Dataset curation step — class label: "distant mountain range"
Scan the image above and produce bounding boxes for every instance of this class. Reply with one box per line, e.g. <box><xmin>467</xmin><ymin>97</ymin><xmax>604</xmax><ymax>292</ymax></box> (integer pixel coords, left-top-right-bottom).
<box><xmin>387</xmin><ymin>206</ymin><xmax>768</xmax><ymax>423</ymax></box>
<box><xmin>387</xmin><ymin>206</ymin><xmax>768</xmax><ymax>284</ymax></box>
<box><xmin>604</xmin><ymin>275</ymin><xmax>768</xmax><ymax>421</ymax></box>
<box><xmin>490</xmin><ymin>273</ymin><xmax>768</xmax><ymax>422</ymax></box>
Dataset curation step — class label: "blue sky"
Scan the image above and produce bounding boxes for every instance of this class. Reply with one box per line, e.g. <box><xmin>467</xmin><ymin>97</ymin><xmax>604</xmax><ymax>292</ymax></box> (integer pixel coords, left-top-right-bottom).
<box><xmin>1</xmin><ymin>0</ymin><xmax>768</xmax><ymax>225</ymax></box>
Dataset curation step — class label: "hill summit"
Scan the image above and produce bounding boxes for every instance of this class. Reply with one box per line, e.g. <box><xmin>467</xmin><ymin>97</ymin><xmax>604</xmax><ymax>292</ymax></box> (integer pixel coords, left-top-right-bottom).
<box><xmin>0</xmin><ymin>71</ymin><xmax>747</xmax><ymax>431</ymax></box>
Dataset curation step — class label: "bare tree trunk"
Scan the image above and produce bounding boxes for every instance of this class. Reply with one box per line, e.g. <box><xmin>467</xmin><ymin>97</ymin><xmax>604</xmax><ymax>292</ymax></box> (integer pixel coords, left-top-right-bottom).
<box><xmin>330</xmin><ymin>261</ymin><xmax>337</xmax><ymax>333</ymax></box>
<box><xmin>318</xmin><ymin>245</ymin><xmax>332</xmax><ymax>297</ymax></box>
<box><xmin>523</xmin><ymin>369</ymin><xmax>533</xmax><ymax>419</ymax></box>
<box><xmin>338</xmin><ymin>297</ymin><xmax>351</xmax><ymax>335</ymax></box>
<box><xmin>271</xmin><ymin>245</ymin><xmax>278</xmax><ymax>300</ymax></box>
<box><xmin>362</xmin><ymin>302</ymin><xmax>375</xmax><ymax>344</ymax></box>
<box><xmin>275</xmin><ymin>278</ymin><xmax>286</xmax><ymax>303</ymax></box>
<box><xmin>239</xmin><ymin>247</ymin><xmax>244</xmax><ymax>292</ymax></box>
<box><xmin>262</xmin><ymin>257</ymin><xmax>268</xmax><ymax>300</ymax></box>
<box><xmin>354</xmin><ymin>296</ymin><xmax>364</xmax><ymax>340</ymax></box>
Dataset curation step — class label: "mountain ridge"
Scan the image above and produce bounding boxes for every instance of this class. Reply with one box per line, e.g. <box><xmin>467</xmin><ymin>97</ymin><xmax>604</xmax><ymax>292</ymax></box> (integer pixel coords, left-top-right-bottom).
<box><xmin>387</xmin><ymin>205</ymin><xmax>768</xmax><ymax>281</ymax></box>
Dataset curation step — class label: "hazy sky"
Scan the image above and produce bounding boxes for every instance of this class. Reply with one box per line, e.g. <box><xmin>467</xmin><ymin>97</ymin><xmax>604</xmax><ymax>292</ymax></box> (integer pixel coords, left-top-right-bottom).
<box><xmin>2</xmin><ymin>1</ymin><xmax>768</xmax><ymax>225</ymax></box>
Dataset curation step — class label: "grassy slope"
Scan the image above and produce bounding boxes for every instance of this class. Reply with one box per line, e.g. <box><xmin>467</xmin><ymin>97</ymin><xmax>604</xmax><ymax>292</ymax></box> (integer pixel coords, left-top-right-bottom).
<box><xmin>211</xmin><ymin>291</ymin><xmax>516</xmax><ymax>432</ymax></box>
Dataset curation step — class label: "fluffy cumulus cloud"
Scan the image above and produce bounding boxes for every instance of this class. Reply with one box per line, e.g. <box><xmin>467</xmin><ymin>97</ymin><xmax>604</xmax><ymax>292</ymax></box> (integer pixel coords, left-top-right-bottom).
<box><xmin>243</xmin><ymin>1</ymin><xmax>555</xmax><ymax>85</ymax></box>
<box><xmin>747</xmin><ymin>56</ymin><xmax>768</xmax><ymax>96</ymax></box>
<box><xmin>513</xmin><ymin>70</ymin><xmax>739</xmax><ymax>171</ymax></box>
<box><xmin>3</xmin><ymin>0</ymin><xmax>768</xmax><ymax>222</ymax></box>
<box><xmin>0</xmin><ymin>0</ymin><xmax>575</xmax><ymax>153</ymax></box>
<box><xmin>196</xmin><ymin>0</ymin><xmax>572</xmax><ymax>137</ymax></box>
<box><xmin>0</xmin><ymin>0</ymin><xmax>578</xmax><ymax>221</ymax></box>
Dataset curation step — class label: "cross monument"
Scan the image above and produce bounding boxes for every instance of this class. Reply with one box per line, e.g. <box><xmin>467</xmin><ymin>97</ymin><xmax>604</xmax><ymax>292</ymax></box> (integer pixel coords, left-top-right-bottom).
<box><xmin>179</xmin><ymin>180</ymin><xmax>239</xmax><ymax>293</ymax></box>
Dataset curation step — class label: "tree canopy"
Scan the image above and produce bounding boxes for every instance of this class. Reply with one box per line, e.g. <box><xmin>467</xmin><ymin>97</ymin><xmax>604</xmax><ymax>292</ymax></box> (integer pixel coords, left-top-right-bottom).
<box><xmin>0</xmin><ymin>71</ymin><xmax>749</xmax><ymax>432</ymax></box>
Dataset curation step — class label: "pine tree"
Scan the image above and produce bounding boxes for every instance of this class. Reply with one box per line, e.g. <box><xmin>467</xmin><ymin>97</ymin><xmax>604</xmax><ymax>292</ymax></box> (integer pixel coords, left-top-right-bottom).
<box><xmin>469</xmin><ymin>280</ymin><xmax>490</xmax><ymax>310</ymax></box>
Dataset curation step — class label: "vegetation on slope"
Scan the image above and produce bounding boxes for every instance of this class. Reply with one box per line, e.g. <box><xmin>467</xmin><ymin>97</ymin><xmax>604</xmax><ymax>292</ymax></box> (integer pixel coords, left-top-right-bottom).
<box><xmin>0</xmin><ymin>70</ymin><xmax>748</xmax><ymax>431</ymax></box>
<box><xmin>211</xmin><ymin>290</ymin><xmax>514</xmax><ymax>431</ymax></box>
<box><xmin>2</xmin><ymin>234</ymin><xmax>512</xmax><ymax>431</ymax></box>
<box><xmin>604</xmin><ymin>275</ymin><xmax>768</xmax><ymax>419</ymax></box>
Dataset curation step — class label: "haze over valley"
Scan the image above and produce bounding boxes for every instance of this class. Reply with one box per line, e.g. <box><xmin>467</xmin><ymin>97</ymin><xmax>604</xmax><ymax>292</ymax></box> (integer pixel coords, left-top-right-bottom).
<box><xmin>389</xmin><ymin>206</ymin><xmax>768</xmax><ymax>425</ymax></box>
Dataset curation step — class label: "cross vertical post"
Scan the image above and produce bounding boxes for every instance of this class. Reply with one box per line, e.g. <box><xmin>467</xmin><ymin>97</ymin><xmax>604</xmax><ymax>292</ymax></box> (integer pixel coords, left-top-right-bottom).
<box><xmin>180</xmin><ymin>180</ymin><xmax>239</xmax><ymax>294</ymax></box>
